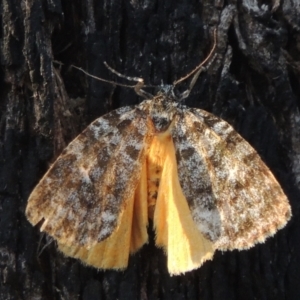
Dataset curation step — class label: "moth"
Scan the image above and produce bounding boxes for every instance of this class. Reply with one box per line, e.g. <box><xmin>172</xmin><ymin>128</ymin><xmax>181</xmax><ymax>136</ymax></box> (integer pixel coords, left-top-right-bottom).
<box><xmin>26</xmin><ymin>39</ymin><xmax>291</xmax><ymax>276</ymax></box>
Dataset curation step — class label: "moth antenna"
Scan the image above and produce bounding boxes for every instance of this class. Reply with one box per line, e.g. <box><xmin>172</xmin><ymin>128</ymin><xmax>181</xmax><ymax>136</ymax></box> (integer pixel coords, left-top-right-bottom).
<box><xmin>178</xmin><ymin>53</ymin><xmax>217</xmax><ymax>100</ymax></box>
<box><xmin>72</xmin><ymin>65</ymin><xmax>136</xmax><ymax>88</ymax></box>
<box><xmin>103</xmin><ymin>62</ymin><xmax>154</xmax><ymax>99</ymax></box>
<box><xmin>72</xmin><ymin>64</ymin><xmax>154</xmax><ymax>99</ymax></box>
<box><xmin>173</xmin><ymin>28</ymin><xmax>217</xmax><ymax>87</ymax></box>
<box><xmin>178</xmin><ymin>68</ymin><xmax>204</xmax><ymax>100</ymax></box>
<box><xmin>103</xmin><ymin>61</ymin><xmax>144</xmax><ymax>83</ymax></box>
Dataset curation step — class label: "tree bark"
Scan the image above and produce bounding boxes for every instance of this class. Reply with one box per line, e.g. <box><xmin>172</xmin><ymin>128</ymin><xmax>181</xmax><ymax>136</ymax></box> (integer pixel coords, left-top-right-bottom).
<box><xmin>1</xmin><ymin>0</ymin><xmax>299</xmax><ymax>299</ymax></box>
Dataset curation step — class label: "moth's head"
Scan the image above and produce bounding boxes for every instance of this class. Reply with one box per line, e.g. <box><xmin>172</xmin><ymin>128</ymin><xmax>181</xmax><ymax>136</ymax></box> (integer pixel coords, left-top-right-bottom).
<box><xmin>148</xmin><ymin>85</ymin><xmax>179</xmax><ymax>133</ymax></box>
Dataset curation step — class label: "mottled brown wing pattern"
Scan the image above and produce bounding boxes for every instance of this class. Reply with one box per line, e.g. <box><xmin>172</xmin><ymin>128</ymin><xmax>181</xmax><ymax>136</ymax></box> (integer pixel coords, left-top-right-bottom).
<box><xmin>174</xmin><ymin>108</ymin><xmax>291</xmax><ymax>250</ymax></box>
<box><xmin>26</xmin><ymin>106</ymin><xmax>151</xmax><ymax>248</ymax></box>
<box><xmin>173</xmin><ymin>115</ymin><xmax>222</xmax><ymax>242</ymax></box>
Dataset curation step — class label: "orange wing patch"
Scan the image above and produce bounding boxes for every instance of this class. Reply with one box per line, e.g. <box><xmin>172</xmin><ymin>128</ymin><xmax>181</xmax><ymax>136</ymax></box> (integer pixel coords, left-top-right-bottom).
<box><xmin>148</xmin><ymin>129</ymin><xmax>214</xmax><ymax>275</ymax></box>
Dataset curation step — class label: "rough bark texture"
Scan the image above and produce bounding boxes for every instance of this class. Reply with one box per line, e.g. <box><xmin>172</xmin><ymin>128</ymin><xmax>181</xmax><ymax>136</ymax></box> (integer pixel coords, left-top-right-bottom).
<box><xmin>1</xmin><ymin>0</ymin><xmax>299</xmax><ymax>299</ymax></box>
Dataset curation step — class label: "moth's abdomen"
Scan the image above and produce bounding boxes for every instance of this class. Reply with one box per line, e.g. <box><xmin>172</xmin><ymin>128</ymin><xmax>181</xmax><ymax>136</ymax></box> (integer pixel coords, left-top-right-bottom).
<box><xmin>146</xmin><ymin>132</ymin><xmax>170</xmax><ymax>219</ymax></box>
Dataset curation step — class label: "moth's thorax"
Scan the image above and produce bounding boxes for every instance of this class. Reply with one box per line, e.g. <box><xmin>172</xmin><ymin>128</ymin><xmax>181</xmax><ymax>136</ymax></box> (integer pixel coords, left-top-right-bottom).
<box><xmin>148</xmin><ymin>92</ymin><xmax>179</xmax><ymax>132</ymax></box>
